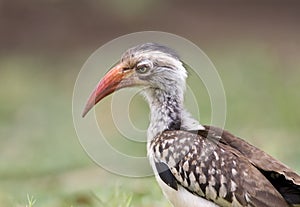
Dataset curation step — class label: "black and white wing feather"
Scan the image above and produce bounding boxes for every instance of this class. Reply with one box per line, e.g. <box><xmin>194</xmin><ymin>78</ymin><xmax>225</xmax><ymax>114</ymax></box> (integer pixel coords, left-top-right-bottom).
<box><xmin>150</xmin><ymin>128</ymin><xmax>300</xmax><ymax>207</ymax></box>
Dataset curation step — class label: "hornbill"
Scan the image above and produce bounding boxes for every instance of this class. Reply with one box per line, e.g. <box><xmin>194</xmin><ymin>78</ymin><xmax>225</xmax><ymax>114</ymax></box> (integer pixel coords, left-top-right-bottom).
<box><xmin>82</xmin><ymin>43</ymin><xmax>300</xmax><ymax>207</ymax></box>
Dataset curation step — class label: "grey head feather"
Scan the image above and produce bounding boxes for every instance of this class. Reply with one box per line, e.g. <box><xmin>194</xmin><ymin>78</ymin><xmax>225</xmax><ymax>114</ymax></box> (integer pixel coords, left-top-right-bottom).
<box><xmin>122</xmin><ymin>42</ymin><xmax>180</xmax><ymax>61</ymax></box>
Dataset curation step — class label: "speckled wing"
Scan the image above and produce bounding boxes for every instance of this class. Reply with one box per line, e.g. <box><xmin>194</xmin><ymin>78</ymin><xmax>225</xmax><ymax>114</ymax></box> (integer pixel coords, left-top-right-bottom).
<box><xmin>200</xmin><ymin>125</ymin><xmax>300</xmax><ymax>206</ymax></box>
<box><xmin>150</xmin><ymin>130</ymin><xmax>291</xmax><ymax>207</ymax></box>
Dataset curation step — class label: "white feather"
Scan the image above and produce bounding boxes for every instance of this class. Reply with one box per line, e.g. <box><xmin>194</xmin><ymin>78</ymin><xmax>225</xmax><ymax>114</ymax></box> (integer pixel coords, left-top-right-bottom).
<box><xmin>148</xmin><ymin>154</ymin><xmax>219</xmax><ymax>207</ymax></box>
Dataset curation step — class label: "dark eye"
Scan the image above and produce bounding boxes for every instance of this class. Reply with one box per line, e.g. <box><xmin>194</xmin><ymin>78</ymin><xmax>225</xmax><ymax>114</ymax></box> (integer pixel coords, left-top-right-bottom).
<box><xmin>136</xmin><ymin>60</ymin><xmax>152</xmax><ymax>74</ymax></box>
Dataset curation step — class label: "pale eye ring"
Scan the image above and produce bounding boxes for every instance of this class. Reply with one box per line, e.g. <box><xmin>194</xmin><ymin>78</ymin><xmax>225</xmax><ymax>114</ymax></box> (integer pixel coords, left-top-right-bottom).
<box><xmin>136</xmin><ymin>60</ymin><xmax>152</xmax><ymax>74</ymax></box>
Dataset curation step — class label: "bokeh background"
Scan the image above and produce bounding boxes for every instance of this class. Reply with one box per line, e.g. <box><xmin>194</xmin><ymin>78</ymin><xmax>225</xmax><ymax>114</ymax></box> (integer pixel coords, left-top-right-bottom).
<box><xmin>1</xmin><ymin>1</ymin><xmax>300</xmax><ymax>206</ymax></box>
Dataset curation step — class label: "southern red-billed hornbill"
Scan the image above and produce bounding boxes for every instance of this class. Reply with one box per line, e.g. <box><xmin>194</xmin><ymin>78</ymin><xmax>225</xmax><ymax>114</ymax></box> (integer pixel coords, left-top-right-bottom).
<box><xmin>82</xmin><ymin>43</ymin><xmax>300</xmax><ymax>207</ymax></box>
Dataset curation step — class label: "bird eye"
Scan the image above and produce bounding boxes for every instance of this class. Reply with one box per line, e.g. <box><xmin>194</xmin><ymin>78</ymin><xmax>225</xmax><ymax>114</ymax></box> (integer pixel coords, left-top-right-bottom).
<box><xmin>137</xmin><ymin>65</ymin><xmax>149</xmax><ymax>73</ymax></box>
<box><xmin>136</xmin><ymin>61</ymin><xmax>152</xmax><ymax>74</ymax></box>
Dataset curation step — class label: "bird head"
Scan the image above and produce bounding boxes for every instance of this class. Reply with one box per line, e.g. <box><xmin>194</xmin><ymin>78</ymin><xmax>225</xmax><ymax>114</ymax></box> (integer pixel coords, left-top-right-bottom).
<box><xmin>82</xmin><ymin>43</ymin><xmax>187</xmax><ymax>117</ymax></box>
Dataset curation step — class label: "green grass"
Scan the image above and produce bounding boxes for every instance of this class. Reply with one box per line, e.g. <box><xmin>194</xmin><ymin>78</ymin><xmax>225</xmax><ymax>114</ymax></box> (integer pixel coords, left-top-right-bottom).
<box><xmin>0</xmin><ymin>45</ymin><xmax>299</xmax><ymax>206</ymax></box>
<box><xmin>26</xmin><ymin>194</ymin><xmax>36</xmax><ymax>207</ymax></box>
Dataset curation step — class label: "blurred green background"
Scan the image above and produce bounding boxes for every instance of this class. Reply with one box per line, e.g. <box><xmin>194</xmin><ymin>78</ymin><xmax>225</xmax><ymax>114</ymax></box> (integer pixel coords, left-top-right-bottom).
<box><xmin>1</xmin><ymin>1</ymin><xmax>300</xmax><ymax>206</ymax></box>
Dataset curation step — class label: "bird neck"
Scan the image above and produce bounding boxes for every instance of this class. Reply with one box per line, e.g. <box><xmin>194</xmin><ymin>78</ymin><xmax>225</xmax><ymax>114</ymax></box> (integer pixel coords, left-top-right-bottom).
<box><xmin>143</xmin><ymin>88</ymin><xmax>185</xmax><ymax>141</ymax></box>
<box><xmin>143</xmin><ymin>86</ymin><xmax>204</xmax><ymax>145</ymax></box>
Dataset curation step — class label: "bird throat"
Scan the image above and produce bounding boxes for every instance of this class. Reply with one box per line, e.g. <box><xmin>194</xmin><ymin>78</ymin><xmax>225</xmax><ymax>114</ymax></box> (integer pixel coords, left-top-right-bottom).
<box><xmin>144</xmin><ymin>88</ymin><xmax>184</xmax><ymax>141</ymax></box>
